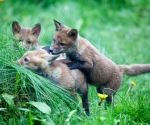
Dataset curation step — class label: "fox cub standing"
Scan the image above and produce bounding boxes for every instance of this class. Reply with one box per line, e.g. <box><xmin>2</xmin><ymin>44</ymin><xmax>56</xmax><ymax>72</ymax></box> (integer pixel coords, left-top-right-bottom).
<box><xmin>50</xmin><ymin>20</ymin><xmax>150</xmax><ymax>104</ymax></box>
<box><xmin>12</xmin><ymin>21</ymin><xmax>41</xmax><ymax>50</ymax></box>
<box><xmin>16</xmin><ymin>49</ymin><xmax>89</xmax><ymax>115</ymax></box>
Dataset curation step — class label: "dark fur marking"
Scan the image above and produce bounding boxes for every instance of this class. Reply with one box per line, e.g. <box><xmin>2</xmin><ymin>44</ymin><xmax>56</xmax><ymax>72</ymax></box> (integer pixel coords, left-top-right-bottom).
<box><xmin>66</xmin><ymin>61</ymin><xmax>85</xmax><ymax>69</ymax></box>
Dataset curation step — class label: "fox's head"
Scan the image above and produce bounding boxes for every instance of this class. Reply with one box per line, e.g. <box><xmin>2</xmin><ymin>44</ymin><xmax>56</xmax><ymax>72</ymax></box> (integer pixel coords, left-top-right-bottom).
<box><xmin>12</xmin><ymin>21</ymin><xmax>41</xmax><ymax>50</ymax></box>
<box><xmin>16</xmin><ymin>49</ymin><xmax>59</xmax><ymax>71</ymax></box>
<box><xmin>50</xmin><ymin>20</ymin><xmax>79</xmax><ymax>55</ymax></box>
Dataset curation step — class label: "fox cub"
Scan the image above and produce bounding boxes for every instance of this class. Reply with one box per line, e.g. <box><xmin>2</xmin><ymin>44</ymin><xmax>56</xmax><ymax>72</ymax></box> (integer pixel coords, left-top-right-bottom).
<box><xmin>12</xmin><ymin>21</ymin><xmax>41</xmax><ymax>50</ymax></box>
<box><xmin>12</xmin><ymin>21</ymin><xmax>66</xmax><ymax>59</ymax></box>
<box><xmin>16</xmin><ymin>49</ymin><xmax>89</xmax><ymax>115</ymax></box>
<box><xmin>50</xmin><ymin>20</ymin><xmax>150</xmax><ymax>104</ymax></box>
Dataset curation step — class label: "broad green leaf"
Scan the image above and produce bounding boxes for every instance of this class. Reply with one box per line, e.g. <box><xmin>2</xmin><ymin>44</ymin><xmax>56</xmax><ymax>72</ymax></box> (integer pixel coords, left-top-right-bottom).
<box><xmin>44</xmin><ymin>115</ymin><xmax>55</xmax><ymax>125</ymax></box>
<box><xmin>1</xmin><ymin>93</ymin><xmax>14</xmax><ymax>107</ymax></box>
<box><xmin>33</xmin><ymin>115</ymin><xmax>55</xmax><ymax>125</ymax></box>
<box><xmin>28</xmin><ymin>101</ymin><xmax>51</xmax><ymax>115</ymax></box>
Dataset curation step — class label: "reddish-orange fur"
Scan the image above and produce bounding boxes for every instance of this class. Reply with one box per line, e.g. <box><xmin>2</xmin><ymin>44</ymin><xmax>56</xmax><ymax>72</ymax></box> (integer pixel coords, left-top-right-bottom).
<box><xmin>16</xmin><ymin>49</ymin><xmax>89</xmax><ymax>115</ymax></box>
<box><xmin>50</xmin><ymin>20</ymin><xmax>150</xmax><ymax>104</ymax></box>
<box><xmin>12</xmin><ymin>21</ymin><xmax>41</xmax><ymax>50</ymax></box>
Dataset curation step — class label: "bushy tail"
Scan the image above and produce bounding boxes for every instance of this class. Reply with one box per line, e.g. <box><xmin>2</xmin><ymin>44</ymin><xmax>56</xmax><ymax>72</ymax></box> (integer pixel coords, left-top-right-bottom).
<box><xmin>118</xmin><ymin>64</ymin><xmax>150</xmax><ymax>76</ymax></box>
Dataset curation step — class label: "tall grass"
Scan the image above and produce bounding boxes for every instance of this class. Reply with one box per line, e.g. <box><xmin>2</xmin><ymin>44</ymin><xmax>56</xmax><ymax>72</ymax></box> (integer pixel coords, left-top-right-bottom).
<box><xmin>0</xmin><ymin>0</ymin><xmax>150</xmax><ymax>124</ymax></box>
<box><xmin>0</xmin><ymin>34</ymin><xmax>77</xmax><ymax>124</ymax></box>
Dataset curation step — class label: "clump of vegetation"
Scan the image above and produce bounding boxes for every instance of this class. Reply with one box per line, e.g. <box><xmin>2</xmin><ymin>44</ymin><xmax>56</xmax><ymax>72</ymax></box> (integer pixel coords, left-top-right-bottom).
<box><xmin>0</xmin><ymin>0</ymin><xmax>150</xmax><ymax>124</ymax></box>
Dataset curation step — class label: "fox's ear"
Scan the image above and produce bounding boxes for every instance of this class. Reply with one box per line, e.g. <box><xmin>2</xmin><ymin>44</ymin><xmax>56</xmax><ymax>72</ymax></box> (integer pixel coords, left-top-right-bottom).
<box><xmin>12</xmin><ymin>21</ymin><xmax>21</xmax><ymax>33</ymax></box>
<box><xmin>67</xmin><ymin>29</ymin><xmax>78</xmax><ymax>39</ymax></box>
<box><xmin>44</xmin><ymin>55</ymin><xmax>59</xmax><ymax>64</ymax></box>
<box><xmin>53</xmin><ymin>19</ymin><xmax>61</xmax><ymax>31</ymax></box>
<box><xmin>31</xmin><ymin>23</ymin><xmax>41</xmax><ymax>36</ymax></box>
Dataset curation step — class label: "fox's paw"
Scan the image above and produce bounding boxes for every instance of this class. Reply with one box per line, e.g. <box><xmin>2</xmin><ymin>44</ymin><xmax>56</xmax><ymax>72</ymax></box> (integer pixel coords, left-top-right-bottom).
<box><xmin>66</xmin><ymin>61</ymin><xmax>84</xmax><ymax>69</ymax></box>
<box><xmin>66</xmin><ymin>62</ymin><xmax>77</xmax><ymax>69</ymax></box>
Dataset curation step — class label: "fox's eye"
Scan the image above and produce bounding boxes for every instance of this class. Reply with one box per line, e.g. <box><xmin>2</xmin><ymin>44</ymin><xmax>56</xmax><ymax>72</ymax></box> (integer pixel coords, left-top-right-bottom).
<box><xmin>24</xmin><ymin>58</ymin><xmax>29</xmax><ymax>62</ymax></box>
<box><xmin>27</xmin><ymin>41</ymin><xmax>32</xmax><ymax>44</ymax></box>
<box><xmin>53</xmin><ymin>39</ymin><xmax>55</xmax><ymax>43</ymax></box>
<box><xmin>60</xmin><ymin>43</ymin><xmax>65</xmax><ymax>46</ymax></box>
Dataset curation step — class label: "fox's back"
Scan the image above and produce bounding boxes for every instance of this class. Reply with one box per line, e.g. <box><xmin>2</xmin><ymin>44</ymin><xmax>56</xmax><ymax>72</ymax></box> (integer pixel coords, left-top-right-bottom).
<box><xmin>50</xmin><ymin>61</ymin><xmax>85</xmax><ymax>89</ymax></box>
<box><xmin>76</xmin><ymin>37</ymin><xmax>120</xmax><ymax>85</ymax></box>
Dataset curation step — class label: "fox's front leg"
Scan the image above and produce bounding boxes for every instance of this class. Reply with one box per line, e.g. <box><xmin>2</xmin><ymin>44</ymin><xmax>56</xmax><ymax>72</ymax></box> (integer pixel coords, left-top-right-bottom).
<box><xmin>66</xmin><ymin>61</ymin><xmax>84</xmax><ymax>69</ymax></box>
<box><xmin>66</xmin><ymin>60</ymin><xmax>93</xmax><ymax>71</ymax></box>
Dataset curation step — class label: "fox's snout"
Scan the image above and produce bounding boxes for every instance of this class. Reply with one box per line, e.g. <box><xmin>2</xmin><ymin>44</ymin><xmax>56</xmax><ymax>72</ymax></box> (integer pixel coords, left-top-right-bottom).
<box><xmin>50</xmin><ymin>46</ymin><xmax>61</xmax><ymax>55</ymax></box>
<box><xmin>49</xmin><ymin>46</ymin><xmax>53</xmax><ymax>53</ymax></box>
<box><xmin>15</xmin><ymin>59</ymin><xmax>21</xmax><ymax>64</ymax></box>
<box><xmin>15</xmin><ymin>60</ymin><xmax>20</xmax><ymax>64</ymax></box>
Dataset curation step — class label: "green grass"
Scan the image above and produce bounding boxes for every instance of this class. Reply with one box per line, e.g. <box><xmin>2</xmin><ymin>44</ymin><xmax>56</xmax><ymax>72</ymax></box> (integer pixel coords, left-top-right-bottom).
<box><xmin>0</xmin><ymin>0</ymin><xmax>150</xmax><ymax>124</ymax></box>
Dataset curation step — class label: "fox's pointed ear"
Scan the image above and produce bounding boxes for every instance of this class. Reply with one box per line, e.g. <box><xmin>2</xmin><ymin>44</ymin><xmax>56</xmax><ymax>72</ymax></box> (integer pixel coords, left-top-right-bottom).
<box><xmin>31</xmin><ymin>23</ymin><xmax>41</xmax><ymax>36</ymax></box>
<box><xmin>53</xmin><ymin>19</ymin><xmax>61</xmax><ymax>31</ymax></box>
<box><xmin>45</xmin><ymin>55</ymin><xmax>59</xmax><ymax>64</ymax></box>
<box><xmin>67</xmin><ymin>29</ymin><xmax>78</xmax><ymax>39</ymax></box>
<box><xmin>12</xmin><ymin>21</ymin><xmax>21</xmax><ymax>34</ymax></box>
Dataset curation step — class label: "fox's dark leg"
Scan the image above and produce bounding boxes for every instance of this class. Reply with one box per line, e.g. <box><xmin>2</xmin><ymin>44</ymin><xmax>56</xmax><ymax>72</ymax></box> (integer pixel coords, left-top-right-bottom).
<box><xmin>66</xmin><ymin>61</ymin><xmax>85</xmax><ymax>69</ymax></box>
<box><xmin>81</xmin><ymin>91</ymin><xmax>89</xmax><ymax>115</ymax></box>
<box><xmin>102</xmin><ymin>72</ymin><xmax>122</xmax><ymax>105</ymax></box>
<box><xmin>97</xmin><ymin>86</ymin><xmax>115</xmax><ymax>108</ymax></box>
<box><xmin>97</xmin><ymin>71</ymin><xmax>122</xmax><ymax>108</ymax></box>
<box><xmin>96</xmin><ymin>87</ymin><xmax>107</xmax><ymax>106</ymax></box>
<box><xmin>96</xmin><ymin>87</ymin><xmax>103</xmax><ymax>94</ymax></box>
<box><xmin>78</xmin><ymin>83</ymin><xmax>90</xmax><ymax>115</ymax></box>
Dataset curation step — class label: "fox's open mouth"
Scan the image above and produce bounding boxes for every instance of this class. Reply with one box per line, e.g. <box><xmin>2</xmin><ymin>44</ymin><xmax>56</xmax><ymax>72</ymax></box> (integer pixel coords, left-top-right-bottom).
<box><xmin>51</xmin><ymin>49</ymin><xmax>64</xmax><ymax>55</ymax></box>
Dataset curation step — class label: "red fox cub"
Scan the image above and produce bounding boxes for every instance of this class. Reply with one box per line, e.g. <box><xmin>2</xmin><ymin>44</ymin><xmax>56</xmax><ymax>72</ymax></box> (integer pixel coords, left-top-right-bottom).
<box><xmin>12</xmin><ymin>21</ymin><xmax>66</xmax><ymax>59</ymax></box>
<box><xmin>50</xmin><ymin>20</ymin><xmax>150</xmax><ymax>104</ymax></box>
<box><xmin>16</xmin><ymin>49</ymin><xmax>89</xmax><ymax>115</ymax></box>
<box><xmin>12</xmin><ymin>21</ymin><xmax>41</xmax><ymax>50</ymax></box>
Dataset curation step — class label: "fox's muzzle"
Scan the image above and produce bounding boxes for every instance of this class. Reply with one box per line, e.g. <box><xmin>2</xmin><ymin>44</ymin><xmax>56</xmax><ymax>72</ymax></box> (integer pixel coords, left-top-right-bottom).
<box><xmin>49</xmin><ymin>46</ymin><xmax>53</xmax><ymax>53</ymax></box>
<box><xmin>50</xmin><ymin>46</ymin><xmax>62</xmax><ymax>55</ymax></box>
<box><xmin>15</xmin><ymin>59</ymin><xmax>21</xmax><ymax>64</ymax></box>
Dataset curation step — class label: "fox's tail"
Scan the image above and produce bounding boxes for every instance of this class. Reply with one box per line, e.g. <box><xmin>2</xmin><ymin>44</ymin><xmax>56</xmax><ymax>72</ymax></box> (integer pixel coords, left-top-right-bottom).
<box><xmin>118</xmin><ymin>64</ymin><xmax>150</xmax><ymax>76</ymax></box>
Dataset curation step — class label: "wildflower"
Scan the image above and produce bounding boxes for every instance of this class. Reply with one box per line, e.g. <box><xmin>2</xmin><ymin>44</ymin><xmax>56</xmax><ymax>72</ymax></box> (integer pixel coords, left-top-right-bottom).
<box><xmin>98</xmin><ymin>93</ymin><xmax>108</xmax><ymax>99</ymax></box>
<box><xmin>130</xmin><ymin>81</ymin><xmax>136</xmax><ymax>86</ymax></box>
<box><xmin>98</xmin><ymin>93</ymin><xmax>108</xmax><ymax>106</ymax></box>
<box><xmin>126</xmin><ymin>81</ymin><xmax>136</xmax><ymax>95</ymax></box>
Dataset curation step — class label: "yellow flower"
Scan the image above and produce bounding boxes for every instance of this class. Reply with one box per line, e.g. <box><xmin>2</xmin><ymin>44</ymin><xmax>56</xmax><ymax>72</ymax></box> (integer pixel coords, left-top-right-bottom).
<box><xmin>130</xmin><ymin>81</ymin><xmax>136</xmax><ymax>86</ymax></box>
<box><xmin>98</xmin><ymin>93</ymin><xmax>108</xmax><ymax>99</ymax></box>
<box><xmin>0</xmin><ymin>0</ymin><xmax>4</xmax><ymax>2</ymax></box>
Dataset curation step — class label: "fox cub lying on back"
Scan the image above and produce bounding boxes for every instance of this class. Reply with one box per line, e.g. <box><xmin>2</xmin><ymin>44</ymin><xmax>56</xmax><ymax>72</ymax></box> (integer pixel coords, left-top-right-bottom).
<box><xmin>16</xmin><ymin>49</ymin><xmax>89</xmax><ymax>115</ymax></box>
<box><xmin>50</xmin><ymin>20</ymin><xmax>150</xmax><ymax>105</ymax></box>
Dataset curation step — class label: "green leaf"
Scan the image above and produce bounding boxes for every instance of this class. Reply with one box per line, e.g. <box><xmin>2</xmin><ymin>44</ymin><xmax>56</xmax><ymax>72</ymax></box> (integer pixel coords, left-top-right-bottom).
<box><xmin>33</xmin><ymin>115</ymin><xmax>55</xmax><ymax>125</ymax></box>
<box><xmin>16</xmin><ymin>107</ymin><xmax>30</xmax><ymax>112</ymax></box>
<box><xmin>14</xmin><ymin>72</ymin><xmax>20</xmax><ymax>95</ymax></box>
<box><xmin>29</xmin><ymin>111</ymin><xmax>34</xmax><ymax>125</ymax></box>
<box><xmin>44</xmin><ymin>115</ymin><xmax>55</xmax><ymax>125</ymax></box>
<box><xmin>1</xmin><ymin>93</ymin><xmax>14</xmax><ymax>107</ymax></box>
<box><xmin>28</xmin><ymin>101</ymin><xmax>51</xmax><ymax>115</ymax></box>
<box><xmin>0</xmin><ymin>108</ymin><xmax>7</xmax><ymax>111</ymax></box>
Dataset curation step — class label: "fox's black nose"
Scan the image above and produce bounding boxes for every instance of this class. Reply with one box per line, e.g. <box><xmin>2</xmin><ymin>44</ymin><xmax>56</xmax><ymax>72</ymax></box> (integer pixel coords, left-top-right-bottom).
<box><xmin>49</xmin><ymin>48</ymin><xmax>53</xmax><ymax>52</ymax></box>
